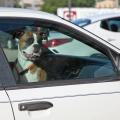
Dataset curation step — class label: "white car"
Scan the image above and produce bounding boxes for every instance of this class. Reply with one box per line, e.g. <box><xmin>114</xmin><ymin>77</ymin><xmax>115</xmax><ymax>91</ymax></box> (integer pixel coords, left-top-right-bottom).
<box><xmin>0</xmin><ymin>8</ymin><xmax>120</xmax><ymax>120</ymax></box>
<box><xmin>73</xmin><ymin>12</ymin><xmax>120</xmax><ymax>46</ymax></box>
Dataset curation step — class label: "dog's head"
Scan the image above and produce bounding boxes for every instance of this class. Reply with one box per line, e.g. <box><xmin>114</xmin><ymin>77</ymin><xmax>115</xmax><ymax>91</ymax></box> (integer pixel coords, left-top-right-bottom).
<box><xmin>18</xmin><ymin>27</ymin><xmax>48</xmax><ymax>61</ymax></box>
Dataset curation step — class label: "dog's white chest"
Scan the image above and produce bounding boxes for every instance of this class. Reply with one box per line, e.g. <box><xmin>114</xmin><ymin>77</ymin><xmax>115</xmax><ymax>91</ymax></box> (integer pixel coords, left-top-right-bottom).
<box><xmin>22</xmin><ymin>62</ymin><xmax>41</xmax><ymax>82</ymax></box>
<box><xmin>25</xmin><ymin>68</ymin><xmax>40</xmax><ymax>82</ymax></box>
<box><xmin>17</xmin><ymin>56</ymin><xmax>40</xmax><ymax>82</ymax></box>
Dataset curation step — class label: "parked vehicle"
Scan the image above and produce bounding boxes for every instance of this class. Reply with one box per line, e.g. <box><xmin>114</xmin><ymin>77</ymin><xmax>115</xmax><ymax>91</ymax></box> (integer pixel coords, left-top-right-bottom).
<box><xmin>73</xmin><ymin>12</ymin><xmax>120</xmax><ymax>44</ymax></box>
<box><xmin>0</xmin><ymin>8</ymin><xmax>120</xmax><ymax>120</ymax></box>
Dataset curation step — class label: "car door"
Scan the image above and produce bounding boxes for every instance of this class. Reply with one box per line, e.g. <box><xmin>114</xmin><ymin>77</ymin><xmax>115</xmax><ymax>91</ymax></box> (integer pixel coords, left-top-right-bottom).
<box><xmin>1</xmin><ymin>18</ymin><xmax>120</xmax><ymax>120</ymax></box>
<box><xmin>84</xmin><ymin>17</ymin><xmax>120</xmax><ymax>44</ymax></box>
<box><xmin>0</xmin><ymin>90</ymin><xmax>14</xmax><ymax>120</ymax></box>
<box><xmin>0</xmin><ymin>48</ymin><xmax>15</xmax><ymax>120</ymax></box>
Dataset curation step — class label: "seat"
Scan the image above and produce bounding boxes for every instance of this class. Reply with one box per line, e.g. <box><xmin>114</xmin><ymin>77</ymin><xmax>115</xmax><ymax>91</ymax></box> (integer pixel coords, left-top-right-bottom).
<box><xmin>94</xmin><ymin>63</ymin><xmax>116</xmax><ymax>78</ymax></box>
<box><xmin>110</xmin><ymin>24</ymin><xmax>118</xmax><ymax>32</ymax></box>
<box><xmin>78</xmin><ymin>65</ymin><xmax>101</xmax><ymax>79</ymax></box>
<box><xmin>78</xmin><ymin>63</ymin><xmax>116</xmax><ymax>79</ymax></box>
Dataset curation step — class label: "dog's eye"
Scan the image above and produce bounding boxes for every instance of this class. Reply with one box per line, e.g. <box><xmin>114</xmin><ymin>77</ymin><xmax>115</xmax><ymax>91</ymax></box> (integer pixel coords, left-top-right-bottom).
<box><xmin>37</xmin><ymin>36</ymin><xmax>42</xmax><ymax>45</ymax></box>
<box><xmin>27</xmin><ymin>38</ymin><xmax>34</xmax><ymax>45</ymax></box>
<box><xmin>37</xmin><ymin>39</ymin><xmax>42</xmax><ymax>44</ymax></box>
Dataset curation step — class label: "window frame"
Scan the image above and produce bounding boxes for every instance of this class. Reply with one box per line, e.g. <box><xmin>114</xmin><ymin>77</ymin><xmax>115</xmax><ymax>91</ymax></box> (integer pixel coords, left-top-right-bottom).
<box><xmin>0</xmin><ymin>46</ymin><xmax>16</xmax><ymax>87</ymax></box>
<box><xmin>0</xmin><ymin>17</ymin><xmax>119</xmax><ymax>89</ymax></box>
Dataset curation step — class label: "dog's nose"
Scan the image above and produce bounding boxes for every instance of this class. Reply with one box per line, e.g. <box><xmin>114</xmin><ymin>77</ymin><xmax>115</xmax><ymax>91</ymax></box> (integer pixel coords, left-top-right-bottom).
<box><xmin>33</xmin><ymin>44</ymin><xmax>39</xmax><ymax>48</ymax></box>
<box><xmin>33</xmin><ymin>44</ymin><xmax>40</xmax><ymax>53</ymax></box>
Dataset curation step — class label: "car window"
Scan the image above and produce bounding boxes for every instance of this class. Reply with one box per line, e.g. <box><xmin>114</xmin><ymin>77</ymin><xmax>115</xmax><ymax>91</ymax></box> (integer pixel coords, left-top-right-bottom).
<box><xmin>100</xmin><ymin>17</ymin><xmax>120</xmax><ymax>32</ymax></box>
<box><xmin>0</xmin><ymin>18</ymin><xmax>117</xmax><ymax>85</ymax></box>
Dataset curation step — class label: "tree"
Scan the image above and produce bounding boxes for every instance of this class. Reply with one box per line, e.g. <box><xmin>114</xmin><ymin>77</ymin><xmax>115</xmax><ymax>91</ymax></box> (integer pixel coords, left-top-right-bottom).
<box><xmin>41</xmin><ymin>0</ymin><xmax>95</xmax><ymax>13</ymax></box>
<box><xmin>14</xmin><ymin>0</ymin><xmax>21</xmax><ymax>8</ymax></box>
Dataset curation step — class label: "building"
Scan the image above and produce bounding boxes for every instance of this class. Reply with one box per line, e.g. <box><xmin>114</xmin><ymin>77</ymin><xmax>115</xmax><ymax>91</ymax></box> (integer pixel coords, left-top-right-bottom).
<box><xmin>0</xmin><ymin>0</ymin><xmax>15</xmax><ymax>7</ymax></box>
<box><xmin>19</xmin><ymin>0</ymin><xmax>44</xmax><ymax>10</ymax></box>
<box><xmin>95</xmin><ymin>0</ymin><xmax>118</xmax><ymax>8</ymax></box>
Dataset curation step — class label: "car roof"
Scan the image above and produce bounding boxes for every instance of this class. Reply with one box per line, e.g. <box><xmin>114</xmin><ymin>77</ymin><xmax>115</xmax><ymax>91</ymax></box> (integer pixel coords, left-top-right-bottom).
<box><xmin>0</xmin><ymin>7</ymin><xmax>59</xmax><ymax>20</ymax></box>
<box><xmin>0</xmin><ymin>7</ymin><xmax>120</xmax><ymax>53</ymax></box>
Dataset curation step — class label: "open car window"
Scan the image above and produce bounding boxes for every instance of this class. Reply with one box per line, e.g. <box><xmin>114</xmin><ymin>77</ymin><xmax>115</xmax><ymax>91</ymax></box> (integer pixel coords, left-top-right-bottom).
<box><xmin>0</xmin><ymin>18</ymin><xmax>118</xmax><ymax>85</ymax></box>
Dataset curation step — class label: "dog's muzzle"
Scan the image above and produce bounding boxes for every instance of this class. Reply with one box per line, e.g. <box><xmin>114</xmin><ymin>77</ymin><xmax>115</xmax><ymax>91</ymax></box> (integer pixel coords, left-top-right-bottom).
<box><xmin>33</xmin><ymin>44</ymin><xmax>40</xmax><ymax>53</ymax></box>
<box><xmin>23</xmin><ymin>44</ymin><xmax>42</xmax><ymax>61</ymax></box>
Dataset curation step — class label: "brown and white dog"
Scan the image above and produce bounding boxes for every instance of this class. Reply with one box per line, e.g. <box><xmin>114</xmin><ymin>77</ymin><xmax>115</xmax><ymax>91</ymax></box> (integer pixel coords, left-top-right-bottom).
<box><xmin>16</xmin><ymin>27</ymin><xmax>47</xmax><ymax>83</ymax></box>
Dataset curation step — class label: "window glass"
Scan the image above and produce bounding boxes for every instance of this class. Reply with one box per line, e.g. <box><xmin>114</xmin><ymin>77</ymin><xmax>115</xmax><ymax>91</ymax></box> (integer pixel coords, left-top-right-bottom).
<box><xmin>0</xmin><ymin>19</ymin><xmax>117</xmax><ymax>84</ymax></box>
<box><xmin>100</xmin><ymin>18</ymin><xmax>120</xmax><ymax>32</ymax></box>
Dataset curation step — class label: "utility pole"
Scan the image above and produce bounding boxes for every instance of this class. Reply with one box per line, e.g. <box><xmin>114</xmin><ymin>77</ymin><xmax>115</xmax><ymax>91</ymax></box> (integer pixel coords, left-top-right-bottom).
<box><xmin>68</xmin><ymin>0</ymin><xmax>72</xmax><ymax>21</ymax></box>
<box><xmin>21</xmin><ymin>0</ymin><xmax>24</xmax><ymax>8</ymax></box>
<box><xmin>116</xmin><ymin>0</ymin><xmax>119</xmax><ymax>8</ymax></box>
<box><xmin>32</xmin><ymin>0</ymin><xmax>35</xmax><ymax>9</ymax></box>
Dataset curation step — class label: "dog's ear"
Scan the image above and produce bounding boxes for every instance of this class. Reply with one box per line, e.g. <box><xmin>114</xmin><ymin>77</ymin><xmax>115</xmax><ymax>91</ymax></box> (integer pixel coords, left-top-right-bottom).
<box><xmin>10</xmin><ymin>30</ymin><xmax>24</xmax><ymax>39</ymax></box>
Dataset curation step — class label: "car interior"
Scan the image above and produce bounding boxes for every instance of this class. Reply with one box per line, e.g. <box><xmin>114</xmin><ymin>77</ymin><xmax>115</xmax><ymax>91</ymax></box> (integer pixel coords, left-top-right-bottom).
<box><xmin>0</xmin><ymin>19</ymin><xmax>117</xmax><ymax>84</ymax></box>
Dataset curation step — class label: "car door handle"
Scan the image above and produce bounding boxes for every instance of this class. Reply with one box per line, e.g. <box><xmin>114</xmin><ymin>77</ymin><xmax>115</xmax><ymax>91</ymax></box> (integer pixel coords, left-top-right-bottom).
<box><xmin>18</xmin><ymin>101</ymin><xmax>53</xmax><ymax>111</ymax></box>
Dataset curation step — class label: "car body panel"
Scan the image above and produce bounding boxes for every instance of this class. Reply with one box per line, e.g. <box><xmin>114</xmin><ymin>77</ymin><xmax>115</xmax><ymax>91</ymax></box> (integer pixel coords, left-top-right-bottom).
<box><xmin>0</xmin><ymin>90</ymin><xmax>14</xmax><ymax>120</ymax></box>
<box><xmin>6</xmin><ymin>81</ymin><xmax>120</xmax><ymax>120</ymax></box>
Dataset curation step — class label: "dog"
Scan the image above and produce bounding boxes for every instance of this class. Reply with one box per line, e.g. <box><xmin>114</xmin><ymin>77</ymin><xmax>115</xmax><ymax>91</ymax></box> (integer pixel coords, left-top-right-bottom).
<box><xmin>15</xmin><ymin>27</ymin><xmax>47</xmax><ymax>83</ymax></box>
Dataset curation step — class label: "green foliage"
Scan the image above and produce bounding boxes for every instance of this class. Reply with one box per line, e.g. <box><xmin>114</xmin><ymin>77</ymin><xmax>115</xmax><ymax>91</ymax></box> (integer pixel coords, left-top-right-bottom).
<box><xmin>41</xmin><ymin>0</ymin><xmax>95</xmax><ymax>13</ymax></box>
<box><xmin>14</xmin><ymin>0</ymin><xmax>21</xmax><ymax>8</ymax></box>
<box><xmin>72</xmin><ymin>0</ymin><xmax>95</xmax><ymax>7</ymax></box>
